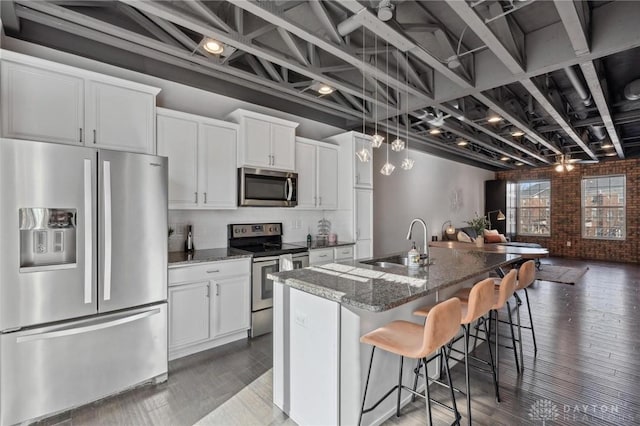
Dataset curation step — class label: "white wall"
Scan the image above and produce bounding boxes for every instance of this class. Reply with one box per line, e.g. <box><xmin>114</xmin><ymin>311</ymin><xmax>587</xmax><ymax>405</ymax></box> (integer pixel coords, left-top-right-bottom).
<box><xmin>372</xmin><ymin>147</ymin><xmax>494</xmax><ymax>256</ymax></box>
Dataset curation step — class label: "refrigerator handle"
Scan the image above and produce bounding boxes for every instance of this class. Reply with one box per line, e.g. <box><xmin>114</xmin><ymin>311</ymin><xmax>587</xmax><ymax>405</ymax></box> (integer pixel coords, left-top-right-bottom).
<box><xmin>16</xmin><ymin>308</ymin><xmax>161</xmax><ymax>343</ymax></box>
<box><xmin>83</xmin><ymin>159</ymin><xmax>93</xmax><ymax>304</ymax></box>
<box><xmin>103</xmin><ymin>160</ymin><xmax>112</xmax><ymax>301</ymax></box>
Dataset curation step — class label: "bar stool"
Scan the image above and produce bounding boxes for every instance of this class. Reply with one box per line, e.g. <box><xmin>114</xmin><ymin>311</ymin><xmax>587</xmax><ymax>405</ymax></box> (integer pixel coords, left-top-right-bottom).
<box><xmin>358</xmin><ymin>297</ymin><xmax>462</xmax><ymax>426</ymax></box>
<box><xmin>506</xmin><ymin>260</ymin><xmax>538</xmax><ymax>369</ymax></box>
<box><xmin>414</xmin><ymin>278</ymin><xmax>498</xmax><ymax>426</ymax></box>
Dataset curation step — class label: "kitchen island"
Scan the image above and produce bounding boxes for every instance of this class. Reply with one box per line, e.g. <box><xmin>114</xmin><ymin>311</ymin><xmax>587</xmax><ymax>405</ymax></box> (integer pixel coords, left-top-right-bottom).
<box><xmin>269</xmin><ymin>247</ymin><xmax>520</xmax><ymax>426</ymax></box>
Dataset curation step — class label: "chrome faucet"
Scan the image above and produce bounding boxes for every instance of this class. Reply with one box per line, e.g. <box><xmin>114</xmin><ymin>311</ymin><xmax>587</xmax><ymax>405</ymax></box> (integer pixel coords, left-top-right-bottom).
<box><xmin>406</xmin><ymin>218</ymin><xmax>429</xmax><ymax>259</ymax></box>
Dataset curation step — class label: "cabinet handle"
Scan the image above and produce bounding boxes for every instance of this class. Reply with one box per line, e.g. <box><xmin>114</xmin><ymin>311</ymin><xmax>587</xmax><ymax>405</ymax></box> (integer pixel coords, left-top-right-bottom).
<box><xmin>195</xmin><ymin>192</ymin><xmax>198</xmax><ymax>203</ymax></box>
<box><xmin>204</xmin><ymin>192</ymin><xmax>207</xmax><ymax>204</ymax></box>
<box><xmin>79</xmin><ymin>128</ymin><xmax>83</xmax><ymax>143</ymax></box>
<box><xmin>216</xmin><ymin>283</ymin><xmax>219</xmax><ymax>296</ymax></box>
<box><xmin>319</xmin><ymin>254</ymin><xmax>328</xmax><ymax>258</ymax></box>
<box><xmin>342</xmin><ymin>250</ymin><xmax>350</xmax><ymax>254</ymax></box>
<box><xmin>93</xmin><ymin>129</ymin><xmax>96</xmax><ymax>144</ymax></box>
<box><xmin>319</xmin><ymin>196</ymin><xmax>322</xmax><ymax>206</ymax></box>
<box><xmin>206</xmin><ymin>269</ymin><xmax>220</xmax><ymax>273</ymax></box>
<box><xmin>356</xmin><ymin>229</ymin><xmax>360</xmax><ymax>239</ymax></box>
<box><xmin>206</xmin><ymin>285</ymin><xmax>210</xmax><ymax>298</ymax></box>
<box><xmin>356</xmin><ymin>173</ymin><xmax>360</xmax><ymax>184</ymax></box>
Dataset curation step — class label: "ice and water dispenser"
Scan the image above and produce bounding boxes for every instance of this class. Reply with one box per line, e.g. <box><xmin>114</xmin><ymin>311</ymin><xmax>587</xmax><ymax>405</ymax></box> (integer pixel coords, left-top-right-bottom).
<box><xmin>19</xmin><ymin>208</ymin><xmax>77</xmax><ymax>270</ymax></box>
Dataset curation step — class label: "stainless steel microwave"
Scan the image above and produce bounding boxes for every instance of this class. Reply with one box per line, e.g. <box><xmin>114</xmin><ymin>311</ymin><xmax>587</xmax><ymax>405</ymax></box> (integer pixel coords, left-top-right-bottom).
<box><xmin>238</xmin><ymin>168</ymin><xmax>298</xmax><ymax>207</ymax></box>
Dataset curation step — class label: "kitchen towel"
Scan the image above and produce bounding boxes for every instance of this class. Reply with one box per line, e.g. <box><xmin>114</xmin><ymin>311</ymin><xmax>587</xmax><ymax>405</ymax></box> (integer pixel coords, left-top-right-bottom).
<box><xmin>279</xmin><ymin>254</ymin><xmax>293</xmax><ymax>271</ymax></box>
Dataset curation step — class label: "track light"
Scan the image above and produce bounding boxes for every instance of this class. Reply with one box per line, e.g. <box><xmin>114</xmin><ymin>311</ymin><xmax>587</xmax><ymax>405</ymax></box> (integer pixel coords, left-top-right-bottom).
<box><xmin>457</xmin><ymin>139</ymin><xmax>468</xmax><ymax>146</ymax></box>
<box><xmin>511</xmin><ymin>129</ymin><xmax>525</xmax><ymax>137</ymax></box>
<box><xmin>203</xmin><ymin>39</ymin><xmax>224</xmax><ymax>54</ymax></box>
<box><xmin>317</xmin><ymin>85</ymin><xmax>334</xmax><ymax>95</ymax></box>
<box><xmin>377</xmin><ymin>0</ymin><xmax>394</xmax><ymax>21</ymax></box>
<box><xmin>486</xmin><ymin>109</ymin><xmax>502</xmax><ymax>123</ymax></box>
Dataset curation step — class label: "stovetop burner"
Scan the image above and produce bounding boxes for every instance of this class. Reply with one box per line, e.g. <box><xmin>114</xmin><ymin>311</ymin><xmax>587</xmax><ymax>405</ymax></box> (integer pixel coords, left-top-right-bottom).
<box><xmin>228</xmin><ymin>223</ymin><xmax>308</xmax><ymax>258</ymax></box>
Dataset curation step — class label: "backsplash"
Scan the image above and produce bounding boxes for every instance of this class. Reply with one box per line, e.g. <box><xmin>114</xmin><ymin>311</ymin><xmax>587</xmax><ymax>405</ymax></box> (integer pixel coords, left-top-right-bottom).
<box><xmin>168</xmin><ymin>209</ymin><xmax>352</xmax><ymax>252</ymax></box>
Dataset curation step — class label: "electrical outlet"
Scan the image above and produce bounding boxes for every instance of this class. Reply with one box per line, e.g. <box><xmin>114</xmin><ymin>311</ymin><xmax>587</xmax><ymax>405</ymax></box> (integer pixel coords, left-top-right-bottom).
<box><xmin>175</xmin><ymin>223</ymin><xmax>185</xmax><ymax>236</ymax></box>
<box><xmin>567</xmin><ymin>241</ymin><xmax>571</xmax><ymax>247</ymax></box>
<box><xmin>296</xmin><ymin>219</ymin><xmax>302</xmax><ymax>229</ymax></box>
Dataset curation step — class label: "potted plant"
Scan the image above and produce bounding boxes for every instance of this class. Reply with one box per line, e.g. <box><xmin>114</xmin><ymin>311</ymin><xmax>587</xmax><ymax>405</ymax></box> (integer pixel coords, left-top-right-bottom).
<box><xmin>465</xmin><ymin>213</ymin><xmax>489</xmax><ymax>246</ymax></box>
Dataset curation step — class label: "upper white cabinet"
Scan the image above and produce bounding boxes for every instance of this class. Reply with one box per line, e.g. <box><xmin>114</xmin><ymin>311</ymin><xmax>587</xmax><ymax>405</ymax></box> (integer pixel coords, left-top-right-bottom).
<box><xmin>353</xmin><ymin>136</ymin><xmax>374</xmax><ymax>188</ymax></box>
<box><xmin>157</xmin><ymin>108</ymin><xmax>238</xmax><ymax>209</ymax></box>
<box><xmin>296</xmin><ymin>137</ymin><xmax>338</xmax><ymax>210</ymax></box>
<box><xmin>1</xmin><ymin>50</ymin><xmax>159</xmax><ymax>153</ymax></box>
<box><xmin>227</xmin><ymin>109</ymin><xmax>299</xmax><ymax>171</ymax></box>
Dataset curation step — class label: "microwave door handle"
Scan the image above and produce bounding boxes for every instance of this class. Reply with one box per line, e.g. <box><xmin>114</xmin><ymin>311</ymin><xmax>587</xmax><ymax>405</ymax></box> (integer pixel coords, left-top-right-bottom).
<box><xmin>286</xmin><ymin>177</ymin><xmax>293</xmax><ymax>201</ymax></box>
<box><xmin>284</xmin><ymin>178</ymin><xmax>289</xmax><ymax>200</ymax></box>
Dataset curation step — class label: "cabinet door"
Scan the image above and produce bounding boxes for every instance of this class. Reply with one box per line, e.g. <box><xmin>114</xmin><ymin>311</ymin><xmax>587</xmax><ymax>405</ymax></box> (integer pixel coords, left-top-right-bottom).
<box><xmin>355</xmin><ymin>240</ymin><xmax>372</xmax><ymax>260</ymax></box>
<box><xmin>168</xmin><ymin>281</ymin><xmax>211</xmax><ymax>348</ymax></box>
<box><xmin>243</xmin><ymin>117</ymin><xmax>271</xmax><ymax>168</ymax></box>
<box><xmin>157</xmin><ymin>114</ymin><xmax>199</xmax><ymax>208</ymax></box>
<box><xmin>334</xmin><ymin>245</ymin><xmax>354</xmax><ymax>261</ymax></box>
<box><xmin>309</xmin><ymin>248</ymin><xmax>334</xmax><ymax>265</ymax></box>
<box><xmin>270</xmin><ymin>124</ymin><xmax>296</xmax><ymax>170</ymax></box>
<box><xmin>296</xmin><ymin>142</ymin><xmax>317</xmax><ymax>209</ymax></box>
<box><xmin>200</xmin><ymin>123</ymin><xmax>237</xmax><ymax>208</ymax></box>
<box><xmin>354</xmin><ymin>137</ymin><xmax>373</xmax><ymax>188</ymax></box>
<box><xmin>355</xmin><ymin>189</ymin><xmax>373</xmax><ymax>241</ymax></box>
<box><xmin>1</xmin><ymin>61</ymin><xmax>84</xmax><ymax>145</ymax></box>
<box><xmin>317</xmin><ymin>146</ymin><xmax>338</xmax><ymax>209</ymax></box>
<box><xmin>85</xmin><ymin>81</ymin><xmax>155</xmax><ymax>153</ymax></box>
<box><xmin>211</xmin><ymin>275</ymin><xmax>250</xmax><ymax>339</ymax></box>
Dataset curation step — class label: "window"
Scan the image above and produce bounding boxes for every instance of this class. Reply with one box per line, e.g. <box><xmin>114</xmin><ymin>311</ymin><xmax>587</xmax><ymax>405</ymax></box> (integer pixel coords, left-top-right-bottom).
<box><xmin>582</xmin><ymin>175</ymin><xmax>625</xmax><ymax>240</ymax></box>
<box><xmin>517</xmin><ymin>180</ymin><xmax>550</xmax><ymax>236</ymax></box>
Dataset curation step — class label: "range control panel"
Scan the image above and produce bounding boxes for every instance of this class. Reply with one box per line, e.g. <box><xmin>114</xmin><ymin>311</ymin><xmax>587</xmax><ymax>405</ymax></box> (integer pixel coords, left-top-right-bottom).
<box><xmin>229</xmin><ymin>223</ymin><xmax>282</xmax><ymax>238</ymax></box>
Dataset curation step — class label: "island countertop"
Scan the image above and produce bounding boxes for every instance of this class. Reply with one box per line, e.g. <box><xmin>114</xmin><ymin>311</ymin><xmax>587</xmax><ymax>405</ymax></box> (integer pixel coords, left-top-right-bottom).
<box><xmin>268</xmin><ymin>247</ymin><xmax>520</xmax><ymax>312</ymax></box>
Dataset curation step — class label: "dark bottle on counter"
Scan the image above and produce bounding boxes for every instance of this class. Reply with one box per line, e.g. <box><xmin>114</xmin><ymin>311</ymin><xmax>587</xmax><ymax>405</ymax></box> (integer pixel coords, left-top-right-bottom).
<box><xmin>184</xmin><ymin>225</ymin><xmax>195</xmax><ymax>253</ymax></box>
<box><xmin>306</xmin><ymin>233</ymin><xmax>312</xmax><ymax>247</ymax></box>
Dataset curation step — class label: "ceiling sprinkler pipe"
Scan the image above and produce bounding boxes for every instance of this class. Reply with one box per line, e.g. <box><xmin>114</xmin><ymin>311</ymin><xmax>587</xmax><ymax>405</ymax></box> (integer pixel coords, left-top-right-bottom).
<box><xmin>564</xmin><ymin>66</ymin><xmax>592</xmax><ymax>107</ymax></box>
<box><xmin>590</xmin><ymin>125</ymin><xmax>606</xmax><ymax>141</ymax></box>
<box><xmin>337</xmin><ymin>14</ymin><xmax>362</xmax><ymax>36</ymax></box>
<box><xmin>624</xmin><ymin>79</ymin><xmax>640</xmax><ymax>101</ymax></box>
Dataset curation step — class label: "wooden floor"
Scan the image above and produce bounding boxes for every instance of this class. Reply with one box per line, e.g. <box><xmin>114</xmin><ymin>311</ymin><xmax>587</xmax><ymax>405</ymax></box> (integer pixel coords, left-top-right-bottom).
<box><xmin>37</xmin><ymin>257</ymin><xmax>640</xmax><ymax>426</ymax></box>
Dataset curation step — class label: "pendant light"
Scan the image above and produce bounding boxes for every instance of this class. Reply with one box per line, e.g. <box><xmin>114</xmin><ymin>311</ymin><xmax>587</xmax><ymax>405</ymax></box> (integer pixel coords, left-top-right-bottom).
<box><xmin>401</xmin><ymin>50</ymin><xmax>414</xmax><ymax>170</ymax></box>
<box><xmin>371</xmin><ymin>33</ymin><xmax>384</xmax><ymax>148</ymax></box>
<box><xmin>391</xmin><ymin>48</ymin><xmax>405</xmax><ymax>152</ymax></box>
<box><xmin>380</xmin><ymin>42</ymin><xmax>395</xmax><ymax>175</ymax></box>
<box><xmin>356</xmin><ymin>26</ymin><xmax>371</xmax><ymax>163</ymax></box>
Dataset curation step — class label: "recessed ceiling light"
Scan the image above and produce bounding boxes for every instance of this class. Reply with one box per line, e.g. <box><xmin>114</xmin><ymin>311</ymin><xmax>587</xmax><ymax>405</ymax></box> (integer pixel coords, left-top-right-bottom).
<box><xmin>486</xmin><ymin>109</ymin><xmax>502</xmax><ymax>123</ymax></box>
<box><xmin>429</xmin><ymin>128</ymin><xmax>441</xmax><ymax>135</ymax></box>
<box><xmin>500</xmin><ymin>156</ymin><xmax>510</xmax><ymax>161</ymax></box>
<box><xmin>601</xmin><ymin>143</ymin><xmax>613</xmax><ymax>149</ymax></box>
<box><xmin>515</xmin><ymin>162</ymin><xmax>524</xmax><ymax>166</ymax></box>
<box><xmin>511</xmin><ymin>129</ymin><xmax>525</xmax><ymax>137</ymax></box>
<box><xmin>317</xmin><ymin>84</ymin><xmax>334</xmax><ymax>95</ymax></box>
<box><xmin>605</xmin><ymin>152</ymin><xmax>617</xmax><ymax>157</ymax></box>
<box><xmin>203</xmin><ymin>39</ymin><xmax>224</xmax><ymax>54</ymax></box>
<box><xmin>457</xmin><ymin>139</ymin><xmax>468</xmax><ymax>146</ymax></box>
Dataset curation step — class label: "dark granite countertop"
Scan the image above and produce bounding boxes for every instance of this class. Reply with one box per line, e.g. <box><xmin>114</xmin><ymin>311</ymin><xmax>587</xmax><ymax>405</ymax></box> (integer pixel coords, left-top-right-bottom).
<box><xmin>168</xmin><ymin>247</ymin><xmax>252</xmax><ymax>267</ymax></box>
<box><xmin>288</xmin><ymin>240</ymin><xmax>356</xmax><ymax>250</ymax></box>
<box><xmin>268</xmin><ymin>247</ymin><xmax>520</xmax><ymax>312</ymax></box>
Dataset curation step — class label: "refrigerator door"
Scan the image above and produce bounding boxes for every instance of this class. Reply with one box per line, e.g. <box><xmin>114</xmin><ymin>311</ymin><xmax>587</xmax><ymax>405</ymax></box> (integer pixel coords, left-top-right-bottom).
<box><xmin>0</xmin><ymin>139</ymin><xmax>97</xmax><ymax>331</ymax></box>
<box><xmin>0</xmin><ymin>303</ymin><xmax>167</xmax><ymax>425</ymax></box>
<box><xmin>98</xmin><ymin>150</ymin><xmax>168</xmax><ymax>312</ymax></box>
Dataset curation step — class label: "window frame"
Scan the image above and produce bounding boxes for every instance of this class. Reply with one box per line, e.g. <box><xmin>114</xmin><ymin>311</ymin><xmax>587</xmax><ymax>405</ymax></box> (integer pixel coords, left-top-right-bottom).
<box><xmin>516</xmin><ymin>179</ymin><xmax>551</xmax><ymax>237</ymax></box>
<box><xmin>581</xmin><ymin>174</ymin><xmax>626</xmax><ymax>241</ymax></box>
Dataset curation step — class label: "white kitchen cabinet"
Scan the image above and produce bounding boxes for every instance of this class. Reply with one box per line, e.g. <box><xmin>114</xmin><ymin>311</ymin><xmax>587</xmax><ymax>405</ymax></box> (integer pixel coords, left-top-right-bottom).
<box><xmin>309</xmin><ymin>248</ymin><xmax>334</xmax><ymax>265</ymax></box>
<box><xmin>227</xmin><ymin>109</ymin><xmax>299</xmax><ymax>171</ymax></box>
<box><xmin>157</xmin><ymin>108</ymin><xmax>238</xmax><ymax>209</ymax></box>
<box><xmin>212</xmin><ymin>275</ymin><xmax>251</xmax><ymax>339</ymax></box>
<box><xmin>296</xmin><ymin>138</ymin><xmax>338</xmax><ymax>210</ymax></box>
<box><xmin>0</xmin><ymin>50</ymin><xmax>160</xmax><ymax>153</ymax></box>
<box><xmin>168</xmin><ymin>258</ymin><xmax>251</xmax><ymax>360</ymax></box>
<box><xmin>168</xmin><ymin>281</ymin><xmax>211</xmax><ymax>348</ymax></box>
<box><xmin>353</xmin><ymin>136</ymin><xmax>373</xmax><ymax>188</ymax></box>
<box><xmin>355</xmin><ymin>189</ymin><xmax>373</xmax><ymax>259</ymax></box>
<box><xmin>334</xmin><ymin>245</ymin><xmax>354</xmax><ymax>261</ymax></box>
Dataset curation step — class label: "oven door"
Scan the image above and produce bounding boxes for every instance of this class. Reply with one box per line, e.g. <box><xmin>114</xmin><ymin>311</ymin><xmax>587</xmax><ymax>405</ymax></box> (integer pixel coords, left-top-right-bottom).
<box><xmin>239</xmin><ymin>168</ymin><xmax>297</xmax><ymax>207</ymax></box>
<box><xmin>251</xmin><ymin>256</ymin><xmax>279</xmax><ymax>311</ymax></box>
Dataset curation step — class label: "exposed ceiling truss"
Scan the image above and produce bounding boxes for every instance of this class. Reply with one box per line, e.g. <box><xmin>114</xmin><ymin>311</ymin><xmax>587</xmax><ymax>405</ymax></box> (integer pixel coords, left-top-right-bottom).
<box><xmin>4</xmin><ymin>0</ymin><xmax>640</xmax><ymax>169</ymax></box>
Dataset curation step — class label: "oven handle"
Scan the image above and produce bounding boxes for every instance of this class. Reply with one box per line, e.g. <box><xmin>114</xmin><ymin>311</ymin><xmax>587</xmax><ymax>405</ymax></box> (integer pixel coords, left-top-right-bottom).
<box><xmin>253</xmin><ymin>256</ymin><xmax>281</xmax><ymax>263</ymax></box>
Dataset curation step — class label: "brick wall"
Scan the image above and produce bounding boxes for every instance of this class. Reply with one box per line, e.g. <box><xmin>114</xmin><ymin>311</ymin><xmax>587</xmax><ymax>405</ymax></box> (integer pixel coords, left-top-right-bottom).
<box><xmin>496</xmin><ymin>158</ymin><xmax>640</xmax><ymax>263</ymax></box>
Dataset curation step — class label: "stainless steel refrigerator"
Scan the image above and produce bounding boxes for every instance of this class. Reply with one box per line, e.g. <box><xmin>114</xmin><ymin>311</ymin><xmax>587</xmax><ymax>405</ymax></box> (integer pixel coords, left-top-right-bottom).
<box><xmin>0</xmin><ymin>138</ymin><xmax>168</xmax><ymax>425</ymax></box>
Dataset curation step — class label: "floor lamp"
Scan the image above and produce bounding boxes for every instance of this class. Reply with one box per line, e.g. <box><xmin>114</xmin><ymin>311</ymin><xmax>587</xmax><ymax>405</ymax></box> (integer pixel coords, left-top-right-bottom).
<box><xmin>486</xmin><ymin>210</ymin><xmax>506</xmax><ymax>230</ymax></box>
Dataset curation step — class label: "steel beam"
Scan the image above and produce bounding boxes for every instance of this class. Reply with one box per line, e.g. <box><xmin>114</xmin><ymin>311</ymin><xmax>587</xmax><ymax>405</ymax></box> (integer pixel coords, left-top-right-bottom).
<box><xmin>1</xmin><ymin>1</ymin><xmax>21</xmax><ymax>32</ymax></box>
<box><xmin>521</xmin><ymin>78</ymin><xmax>597</xmax><ymax>160</ymax></box>
<box><xmin>554</xmin><ymin>0</ymin><xmax>589</xmax><ymax>56</ymax></box>
<box><xmin>183</xmin><ymin>0</ymin><xmax>233</xmax><ymax>33</ymax></box>
<box><xmin>308</xmin><ymin>0</ymin><xmax>343</xmax><ymax>44</ymax></box>
<box><xmin>579</xmin><ymin>61</ymin><xmax>624</xmax><ymax>158</ymax></box>
<box><xmin>116</xmin><ymin>3</ymin><xmax>183</xmax><ymax>48</ymax></box>
<box><xmin>277</xmin><ymin>27</ymin><xmax>310</xmax><ymax>66</ymax></box>
<box><xmin>139</xmin><ymin>10</ymin><xmax>201</xmax><ymax>53</ymax></box>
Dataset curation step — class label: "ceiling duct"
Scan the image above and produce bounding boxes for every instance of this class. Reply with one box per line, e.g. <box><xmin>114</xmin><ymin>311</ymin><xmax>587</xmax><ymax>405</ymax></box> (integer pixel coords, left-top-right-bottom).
<box><xmin>564</xmin><ymin>66</ymin><xmax>592</xmax><ymax>107</ymax></box>
<box><xmin>590</xmin><ymin>125</ymin><xmax>606</xmax><ymax>141</ymax></box>
<box><xmin>624</xmin><ymin>79</ymin><xmax>640</xmax><ymax>101</ymax></box>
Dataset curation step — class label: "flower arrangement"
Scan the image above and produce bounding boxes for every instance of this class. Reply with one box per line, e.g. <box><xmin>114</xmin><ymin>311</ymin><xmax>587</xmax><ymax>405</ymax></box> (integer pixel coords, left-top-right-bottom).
<box><xmin>465</xmin><ymin>213</ymin><xmax>490</xmax><ymax>236</ymax></box>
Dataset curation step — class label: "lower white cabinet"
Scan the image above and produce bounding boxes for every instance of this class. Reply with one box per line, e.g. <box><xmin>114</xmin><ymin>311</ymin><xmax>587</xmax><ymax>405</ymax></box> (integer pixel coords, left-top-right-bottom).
<box><xmin>168</xmin><ymin>258</ymin><xmax>250</xmax><ymax>360</ymax></box>
<box><xmin>309</xmin><ymin>248</ymin><xmax>334</xmax><ymax>265</ymax></box>
<box><xmin>355</xmin><ymin>189</ymin><xmax>373</xmax><ymax>259</ymax></box>
<box><xmin>334</xmin><ymin>245</ymin><xmax>354</xmax><ymax>261</ymax></box>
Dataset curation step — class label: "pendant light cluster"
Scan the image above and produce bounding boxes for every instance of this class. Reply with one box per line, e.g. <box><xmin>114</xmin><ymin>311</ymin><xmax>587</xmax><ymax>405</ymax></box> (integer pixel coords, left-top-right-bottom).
<box><xmin>357</xmin><ymin>28</ymin><xmax>414</xmax><ymax>176</ymax></box>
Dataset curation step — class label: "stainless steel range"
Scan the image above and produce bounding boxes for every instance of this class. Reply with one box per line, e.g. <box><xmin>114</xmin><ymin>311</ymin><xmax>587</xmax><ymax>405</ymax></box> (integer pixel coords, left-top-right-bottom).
<box><xmin>228</xmin><ymin>223</ymin><xmax>308</xmax><ymax>337</ymax></box>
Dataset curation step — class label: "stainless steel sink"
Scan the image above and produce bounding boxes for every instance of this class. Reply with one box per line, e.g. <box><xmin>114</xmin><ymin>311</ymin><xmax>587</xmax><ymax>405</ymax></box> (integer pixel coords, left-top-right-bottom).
<box><xmin>363</xmin><ymin>255</ymin><xmax>429</xmax><ymax>268</ymax></box>
<box><xmin>371</xmin><ymin>261</ymin><xmax>406</xmax><ymax>268</ymax></box>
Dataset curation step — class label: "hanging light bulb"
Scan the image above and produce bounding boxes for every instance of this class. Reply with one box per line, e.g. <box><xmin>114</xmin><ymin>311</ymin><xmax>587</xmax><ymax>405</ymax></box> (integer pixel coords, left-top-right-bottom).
<box><xmin>371</xmin><ymin>33</ymin><xmax>384</xmax><ymax>148</ymax></box>
<box><xmin>555</xmin><ymin>163</ymin><xmax>564</xmax><ymax>172</ymax></box>
<box><xmin>391</xmin><ymin>138</ymin><xmax>405</xmax><ymax>151</ymax></box>
<box><xmin>391</xmin><ymin>48</ymin><xmax>405</xmax><ymax>153</ymax></box>
<box><xmin>380</xmin><ymin>41</ymin><xmax>395</xmax><ymax>175</ymax></box>
<box><xmin>357</xmin><ymin>25</ymin><xmax>371</xmax><ymax>163</ymax></box>
<box><xmin>401</xmin><ymin>50</ymin><xmax>413</xmax><ymax>170</ymax></box>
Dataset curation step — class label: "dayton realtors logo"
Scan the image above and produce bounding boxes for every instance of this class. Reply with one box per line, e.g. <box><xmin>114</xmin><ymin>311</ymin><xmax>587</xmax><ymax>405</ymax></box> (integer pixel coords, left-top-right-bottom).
<box><xmin>529</xmin><ymin>399</ymin><xmax>630</xmax><ymax>423</ymax></box>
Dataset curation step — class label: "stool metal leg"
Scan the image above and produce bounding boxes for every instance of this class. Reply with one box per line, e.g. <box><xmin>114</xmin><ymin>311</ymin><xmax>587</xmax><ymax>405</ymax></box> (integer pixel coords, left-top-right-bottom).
<box><xmin>463</xmin><ymin>324</ymin><xmax>471</xmax><ymax>426</ymax></box>
<box><xmin>515</xmin><ymin>297</ymin><xmax>524</xmax><ymax>372</ymax></box>
<box><xmin>506</xmin><ymin>301</ymin><xmax>520</xmax><ymax>372</ymax></box>
<box><xmin>494</xmin><ymin>309</ymin><xmax>499</xmax><ymax>400</ymax></box>
<box><xmin>358</xmin><ymin>347</ymin><xmax>376</xmax><ymax>426</ymax></box>
<box><xmin>422</xmin><ymin>356</ymin><xmax>433</xmax><ymax>425</ymax></box>
<box><xmin>411</xmin><ymin>359</ymin><xmax>421</xmax><ymax>403</ymax></box>
<box><xmin>396</xmin><ymin>356</ymin><xmax>404</xmax><ymax>417</ymax></box>
<box><xmin>483</xmin><ymin>314</ymin><xmax>500</xmax><ymax>402</ymax></box>
<box><xmin>441</xmin><ymin>347</ymin><xmax>460</xmax><ymax>425</ymax></box>
<box><xmin>524</xmin><ymin>288</ymin><xmax>538</xmax><ymax>355</ymax></box>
